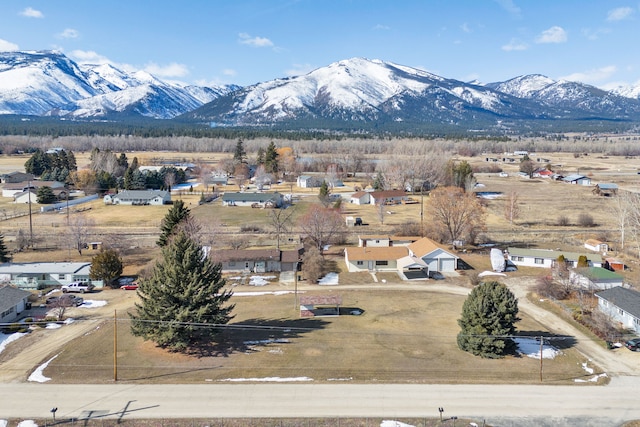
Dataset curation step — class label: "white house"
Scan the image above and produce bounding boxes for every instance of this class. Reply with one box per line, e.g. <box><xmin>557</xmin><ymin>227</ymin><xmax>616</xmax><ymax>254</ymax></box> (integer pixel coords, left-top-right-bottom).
<box><xmin>103</xmin><ymin>190</ymin><xmax>171</xmax><ymax>206</ymax></box>
<box><xmin>344</xmin><ymin>246</ymin><xmax>409</xmax><ymax>273</ymax></box>
<box><xmin>0</xmin><ymin>262</ymin><xmax>102</xmax><ymax>290</ymax></box>
<box><xmin>221</xmin><ymin>192</ymin><xmax>284</xmax><ymax>208</ymax></box>
<box><xmin>296</xmin><ymin>175</ymin><xmax>323</xmax><ymax>188</ymax></box>
<box><xmin>595</xmin><ymin>287</ymin><xmax>640</xmax><ymax>335</ymax></box>
<box><xmin>349</xmin><ymin>191</ymin><xmax>371</xmax><ymax>205</ymax></box>
<box><xmin>2</xmin><ymin>180</ymin><xmax>65</xmax><ymax>198</ymax></box>
<box><xmin>369</xmin><ymin>190</ymin><xmax>408</xmax><ymax>205</ymax></box>
<box><xmin>569</xmin><ymin>267</ymin><xmax>624</xmax><ymax>291</ymax></box>
<box><xmin>562</xmin><ymin>174</ymin><xmax>591</xmax><ymax>186</ymax></box>
<box><xmin>506</xmin><ymin>247</ymin><xmax>602</xmax><ymax>268</ymax></box>
<box><xmin>358</xmin><ymin>235</ymin><xmax>420</xmax><ymax>247</ymax></box>
<box><xmin>408</xmin><ymin>237</ymin><xmax>459</xmax><ymax>272</ymax></box>
<box><xmin>0</xmin><ymin>286</ymin><xmax>31</xmax><ymax>323</ymax></box>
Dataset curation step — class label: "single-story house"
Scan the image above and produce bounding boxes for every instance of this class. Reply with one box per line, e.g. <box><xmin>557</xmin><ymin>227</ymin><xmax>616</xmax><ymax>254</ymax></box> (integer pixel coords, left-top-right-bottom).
<box><xmin>533</xmin><ymin>169</ymin><xmax>554</xmax><ymax>178</ymax></box>
<box><xmin>212</xmin><ymin>247</ymin><xmax>303</xmax><ymax>273</ymax></box>
<box><xmin>595</xmin><ymin>287</ymin><xmax>640</xmax><ymax>335</ymax></box>
<box><xmin>2</xmin><ymin>180</ymin><xmax>65</xmax><ymax>198</ymax></box>
<box><xmin>0</xmin><ymin>262</ymin><xmax>102</xmax><ymax>290</ymax></box>
<box><xmin>369</xmin><ymin>190</ymin><xmax>408</xmax><ymax>206</ymax></box>
<box><xmin>593</xmin><ymin>183</ymin><xmax>618</xmax><ymax>197</ymax></box>
<box><xmin>296</xmin><ymin>175</ymin><xmax>323</xmax><ymax>188</ymax></box>
<box><xmin>562</xmin><ymin>174</ymin><xmax>591</xmax><ymax>186</ymax></box>
<box><xmin>221</xmin><ymin>192</ymin><xmax>284</xmax><ymax>208</ymax></box>
<box><xmin>506</xmin><ymin>247</ymin><xmax>602</xmax><ymax>269</ymax></box>
<box><xmin>584</xmin><ymin>239</ymin><xmax>608</xmax><ymax>253</ymax></box>
<box><xmin>408</xmin><ymin>237</ymin><xmax>459</xmax><ymax>273</ymax></box>
<box><xmin>103</xmin><ymin>190</ymin><xmax>171</xmax><ymax>206</ymax></box>
<box><xmin>0</xmin><ymin>171</ymin><xmax>34</xmax><ymax>184</ymax></box>
<box><xmin>344</xmin><ymin>246</ymin><xmax>409</xmax><ymax>273</ymax></box>
<box><xmin>0</xmin><ymin>285</ymin><xmax>32</xmax><ymax>323</ymax></box>
<box><xmin>349</xmin><ymin>191</ymin><xmax>371</xmax><ymax>205</ymax></box>
<box><xmin>570</xmin><ymin>267</ymin><xmax>624</xmax><ymax>291</ymax></box>
<box><xmin>13</xmin><ymin>187</ymin><xmax>68</xmax><ymax>204</ymax></box>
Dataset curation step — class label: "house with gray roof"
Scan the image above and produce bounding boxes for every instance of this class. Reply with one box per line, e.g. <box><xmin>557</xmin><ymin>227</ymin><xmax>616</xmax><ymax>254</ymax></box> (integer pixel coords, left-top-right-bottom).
<box><xmin>0</xmin><ymin>262</ymin><xmax>102</xmax><ymax>290</ymax></box>
<box><xmin>595</xmin><ymin>287</ymin><xmax>640</xmax><ymax>335</ymax></box>
<box><xmin>103</xmin><ymin>190</ymin><xmax>171</xmax><ymax>206</ymax></box>
<box><xmin>0</xmin><ymin>286</ymin><xmax>31</xmax><ymax>323</ymax></box>
<box><xmin>211</xmin><ymin>247</ymin><xmax>303</xmax><ymax>273</ymax></box>
<box><xmin>506</xmin><ymin>247</ymin><xmax>602</xmax><ymax>269</ymax></box>
<box><xmin>221</xmin><ymin>192</ymin><xmax>283</xmax><ymax>208</ymax></box>
<box><xmin>562</xmin><ymin>174</ymin><xmax>591</xmax><ymax>186</ymax></box>
<box><xmin>0</xmin><ymin>171</ymin><xmax>34</xmax><ymax>184</ymax></box>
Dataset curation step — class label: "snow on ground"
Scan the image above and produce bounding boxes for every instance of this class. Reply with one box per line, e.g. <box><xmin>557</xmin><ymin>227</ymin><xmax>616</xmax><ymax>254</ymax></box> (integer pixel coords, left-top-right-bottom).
<box><xmin>228</xmin><ymin>275</ymin><xmax>277</xmax><ymax>286</ymax></box>
<box><xmin>574</xmin><ymin>361</ymin><xmax>608</xmax><ymax>383</ymax></box>
<box><xmin>514</xmin><ymin>337</ymin><xmax>561</xmax><ymax>359</ymax></box>
<box><xmin>17</xmin><ymin>421</ymin><xmax>38</xmax><ymax>427</ymax></box>
<box><xmin>80</xmin><ymin>300</ymin><xmax>108</xmax><ymax>308</ymax></box>
<box><xmin>218</xmin><ymin>376</ymin><xmax>313</xmax><ymax>382</ymax></box>
<box><xmin>318</xmin><ymin>272</ymin><xmax>339</xmax><ymax>285</ymax></box>
<box><xmin>0</xmin><ymin>332</ymin><xmax>27</xmax><ymax>355</ymax></box>
<box><xmin>478</xmin><ymin>271</ymin><xmax>507</xmax><ymax>277</ymax></box>
<box><xmin>28</xmin><ymin>354</ymin><xmax>58</xmax><ymax>383</ymax></box>
<box><xmin>381</xmin><ymin>421</ymin><xmax>415</xmax><ymax>427</ymax></box>
<box><xmin>0</xmin><ymin>420</ymin><xmax>6</xmax><ymax>427</ymax></box>
<box><xmin>233</xmin><ymin>291</ymin><xmax>299</xmax><ymax>296</ymax></box>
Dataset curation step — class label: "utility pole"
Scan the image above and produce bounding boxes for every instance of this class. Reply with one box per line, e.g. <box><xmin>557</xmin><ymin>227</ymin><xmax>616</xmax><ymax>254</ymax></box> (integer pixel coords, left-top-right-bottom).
<box><xmin>114</xmin><ymin>310</ymin><xmax>118</xmax><ymax>382</ymax></box>
<box><xmin>27</xmin><ymin>181</ymin><xmax>33</xmax><ymax>247</ymax></box>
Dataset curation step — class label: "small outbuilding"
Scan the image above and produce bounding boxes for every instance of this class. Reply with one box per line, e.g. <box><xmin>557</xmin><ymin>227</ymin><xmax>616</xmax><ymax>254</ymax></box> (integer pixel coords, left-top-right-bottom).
<box><xmin>299</xmin><ymin>295</ymin><xmax>342</xmax><ymax>317</ymax></box>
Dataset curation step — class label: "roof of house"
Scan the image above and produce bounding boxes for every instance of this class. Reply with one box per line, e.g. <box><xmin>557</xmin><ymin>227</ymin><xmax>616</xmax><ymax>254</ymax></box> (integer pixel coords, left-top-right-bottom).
<box><xmin>3</xmin><ymin>180</ymin><xmax>65</xmax><ymax>190</ymax></box>
<box><xmin>573</xmin><ymin>267</ymin><xmax>623</xmax><ymax>281</ymax></box>
<box><xmin>345</xmin><ymin>246</ymin><xmax>408</xmax><ymax>261</ymax></box>
<box><xmin>299</xmin><ymin>295</ymin><xmax>342</xmax><ymax>305</ymax></box>
<box><xmin>397</xmin><ymin>255</ymin><xmax>429</xmax><ymax>269</ymax></box>
<box><xmin>585</xmin><ymin>239</ymin><xmax>605</xmax><ymax>246</ymax></box>
<box><xmin>562</xmin><ymin>174</ymin><xmax>588</xmax><ymax>182</ymax></box>
<box><xmin>350</xmin><ymin>191</ymin><xmax>369</xmax><ymax>198</ymax></box>
<box><xmin>0</xmin><ymin>285</ymin><xmax>31</xmax><ymax>313</ymax></box>
<box><xmin>0</xmin><ymin>262</ymin><xmax>91</xmax><ymax>275</ymax></box>
<box><xmin>112</xmin><ymin>190</ymin><xmax>169</xmax><ymax>200</ymax></box>
<box><xmin>212</xmin><ymin>247</ymin><xmax>302</xmax><ymax>263</ymax></box>
<box><xmin>369</xmin><ymin>190</ymin><xmax>407</xmax><ymax>199</ymax></box>
<box><xmin>222</xmin><ymin>192</ymin><xmax>283</xmax><ymax>202</ymax></box>
<box><xmin>595</xmin><ymin>286</ymin><xmax>640</xmax><ymax>318</ymax></box>
<box><xmin>596</xmin><ymin>183</ymin><xmax>618</xmax><ymax>190</ymax></box>
<box><xmin>507</xmin><ymin>247</ymin><xmax>602</xmax><ymax>263</ymax></box>
<box><xmin>408</xmin><ymin>237</ymin><xmax>458</xmax><ymax>258</ymax></box>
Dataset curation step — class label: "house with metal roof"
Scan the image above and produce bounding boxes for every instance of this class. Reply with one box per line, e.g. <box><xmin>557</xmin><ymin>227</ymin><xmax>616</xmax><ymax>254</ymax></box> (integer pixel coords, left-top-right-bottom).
<box><xmin>0</xmin><ymin>262</ymin><xmax>102</xmax><ymax>290</ymax></box>
<box><xmin>211</xmin><ymin>247</ymin><xmax>303</xmax><ymax>273</ymax></box>
<box><xmin>0</xmin><ymin>171</ymin><xmax>34</xmax><ymax>184</ymax></box>
<box><xmin>595</xmin><ymin>287</ymin><xmax>640</xmax><ymax>335</ymax></box>
<box><xmin>103</xmin><ymin>190</ymin><xmax>171</xmax><ymax>206</ymax></box>
<box><xmin>561</xmin><ymin>174</ymin><xmax>591</xmax><ymax>186</ymax></box>
<box><xmin>221</xmin><ymin>192</ymin><xmax>283</xmax><ymax>208</ymax></box>
<box><xmin>0</xmin><ymin>286</ymin><xmax>31</xmax><ymax>323</ymax></box>
<box><xmin>570</xmin><ymin>267</ymin><xmax>624</xmax><ymax>290</ymax></box>
<box><xmin>506</xmin><ymin>247</ymin><xmax>602</xmax><ymax>269</ymax></box>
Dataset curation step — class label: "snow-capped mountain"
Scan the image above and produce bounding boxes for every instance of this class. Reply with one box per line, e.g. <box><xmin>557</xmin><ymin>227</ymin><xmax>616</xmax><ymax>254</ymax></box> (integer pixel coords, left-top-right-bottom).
<box><xmin>0</xmin><ymin>50</ymin><xmax>238</xmax><ymax>119</ymax></box>
<box><xmin>609</xmin><ymin>82</ymin><xmax>640</xmax><ymax>99</ymax></box>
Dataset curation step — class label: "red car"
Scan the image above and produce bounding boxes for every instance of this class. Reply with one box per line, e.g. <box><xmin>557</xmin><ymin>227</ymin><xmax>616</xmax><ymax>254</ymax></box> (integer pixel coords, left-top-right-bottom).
<box><xmin>120</xmin><ymin>283</ymin><xmax>138</xmax><ymax>290</ymax></box>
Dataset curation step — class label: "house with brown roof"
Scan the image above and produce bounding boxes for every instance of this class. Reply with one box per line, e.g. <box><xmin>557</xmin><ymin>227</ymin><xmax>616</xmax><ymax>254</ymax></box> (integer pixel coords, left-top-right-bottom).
<box><xmin>407</xmin><ymin>237</ymin><xmax>459</xmax><ymax>272</ymax></box>
<box><xmin>349</xmin><ymin>191</ymin><xmax>371</xmax><ymax>205</ymax></box>
<box><xmin>2</xmin><ymin>180</ymin><xmax>65</xmax><ymax>198</ymax></box>
<box><xmin>211</xmin><ymin>247</ymin><xmax>303</xmax><ymax>273</ymax></box>
<box><xmin>369</xmin><ymin>190</ymin><xmax>408</xmax><ymax>205</ymax></box>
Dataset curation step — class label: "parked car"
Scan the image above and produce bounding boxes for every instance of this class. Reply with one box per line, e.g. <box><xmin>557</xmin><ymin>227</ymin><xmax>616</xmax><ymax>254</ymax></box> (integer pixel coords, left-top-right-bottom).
<box><xmin>625</xmin><ymin>338</ymin><xmax>640</xmax><ymax>351</ymax></box>
<box><xmin>121</xmin><ymin>283</ymin><xmax>139</xmax><ymax>290</ymax></box>
<box><xmin>61</xmin><ymin>282</ymin><xmax>95</xmax><ymax>293</ymax></box>
<box><xmin>428</xmin><ymin>271</ymin><xmax>445</xmax><ymax>280</ymax></box>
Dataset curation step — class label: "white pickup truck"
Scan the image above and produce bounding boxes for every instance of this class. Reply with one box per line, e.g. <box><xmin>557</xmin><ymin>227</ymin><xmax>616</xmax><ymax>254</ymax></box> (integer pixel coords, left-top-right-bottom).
<box><xmin>61</xmin><ymin>282</ymin><xmax>95</xmax><ymax>293</ymax></box>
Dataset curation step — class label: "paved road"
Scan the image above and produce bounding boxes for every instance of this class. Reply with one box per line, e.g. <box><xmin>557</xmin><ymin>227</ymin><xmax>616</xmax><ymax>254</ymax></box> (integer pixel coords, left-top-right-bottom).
<box><xmin>1</xmin><ymin>378</ymin><xmax>639</xmax><ymax>425</ymax></box>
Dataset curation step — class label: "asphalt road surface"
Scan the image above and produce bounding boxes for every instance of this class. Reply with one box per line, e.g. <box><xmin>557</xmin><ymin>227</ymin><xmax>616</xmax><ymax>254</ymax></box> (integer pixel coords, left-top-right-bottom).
<box><xmin>1</xmin><ymin>378</ymin><xmax>639</xmax><ymax>426</ymax></box>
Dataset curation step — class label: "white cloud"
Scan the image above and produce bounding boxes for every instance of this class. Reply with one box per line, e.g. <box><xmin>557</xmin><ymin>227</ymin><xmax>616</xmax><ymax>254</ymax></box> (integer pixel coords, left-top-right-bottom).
<box><xmin>58</xmin><ymin>28</ymin><xmax>79</xmax><ymax>39</ymax></box>
<box><xmin>0</xmin><ymin>39</ymin><xmax>19</xmax><ymax>51</ymax></box>
<box><xmin>222</xmin><ymin>69</ymin><xmax>237</xmax><ymax>76</ymax></box>
<box><xmin>285</xmin><ymin>63</ymin><xmax>315</xmax><ymax>77</ymax></box>
<box><xmin>560</xmin><ymin>65</ymin><xmax>617</xmax><ymax>84</ymax></box>
<box><xmin>502</xmin><ymin>38</ymin><xmax>528</xmax><ymax>51</ymax></box>
<box><xmin>69</xmin><ymin>50</ymin><xmax>112</xmax><ymax>64</ymax></box>
<box><xmin>535</xmin><ymin>26</ymin><xmax>567</xmax><ymax>44</ymax></box>
<box><xmin>238</xmin><ymin>33</ymin><xmax>274</xmax><ymax>48</ymax></box>
<box><xmin>495</xmin><ymin>0</ymin><xmax>521</xmax><ymax>18</ymax></box>
<box><xmin>581</xmin><ymin>27</ymin><xmax>611</xmax><ymax>41</ymax></box>
<box><xmin>460</xmin><ymin>23</ymin><xmax>472</xmax><ymax>33</ymax></box>
<box><xmin>607</xmin><ymin>7</ymin><xmax>634</xmax><ymax>22</ymax></box>
<box><xmin>144</xmin><ymin>62</ymin><xmax>189</xmax><ymax>78</ymax></box>
<box><xmin>373</xmin><ymin>24</ymin><xmax>390</xmax><ymax>31</ymax></box>
<box><xmin>20</xmin><ymin>7</ymin><xmax>43</xmax><ymax>18</ymax></box>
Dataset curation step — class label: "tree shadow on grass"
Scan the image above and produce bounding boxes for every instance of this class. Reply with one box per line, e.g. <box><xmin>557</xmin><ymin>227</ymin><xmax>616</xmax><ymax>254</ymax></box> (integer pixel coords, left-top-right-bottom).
<box><xmin>509</xmin><ymin>330</ymin><xmax>577</xmax><ymax>357</ymax></box>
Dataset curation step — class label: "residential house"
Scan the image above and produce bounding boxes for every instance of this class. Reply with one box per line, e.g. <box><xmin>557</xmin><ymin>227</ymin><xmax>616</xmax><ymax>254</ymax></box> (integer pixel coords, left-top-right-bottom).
<box><xmin>595</xmin><ymin>287</ymin><xmax>640</xmax><ymax>335</ymax></box>
<box><xmin>13</xmin><ymin>187</ymin><xmax>68</xmax><ymax>204</ymax></box>
<box><xmin>570</xmin><ymin>267</ymin><xmax>624</xmax><ymax>290</ymax></box>
<box><xmin>562</xmin><ymin>174</ymin><xmax>591</xmax><ymax>186</ymax></box>
<box><xmin>0</xmin><ymin>171</ymin><xmax>34</xmax><ymax>184</ymax></box>
<box><xmin>344</xmin><ymin>246</ymin><xmax>410</xmax><ymax>273</ymax></box>
<box><xmin>0</xmin><ymin>262</ymin><xmax>102</xmax><ymax>290</ymax></box>
<box><xmin>593</xmin><ymin>183</ymin><xmax>618</xmax><ymax>197</ymax></box>
<box><xmin>103</xmin><ymin>190</ymin><xmax>171</xmax><ymax>206</ymax></box>
<box><xmin>506</xmin><ymin>247</ymin><xmax>602</xmax><ymax>268</ymax></box>
<box><xmin>349</xmin><ymin>191</ymin><xmax>371</xmax><ymax>205</ymax></box>
<box><xmin>212</xmin><ymin>247</ymin><xmax>303</xmax><ymax>273</ymax></box>
<box><xmin>358</xmin><ymin>235</ymin><xmax>421</xmax><ymax>247</ymax></box>
<box><xmin>296</xmin><ymin>175</ymin><xmax>323</xmax><ymax>188</ymax></box>
<box><xmin>369</xmin><ymin>190</ymin><xmax>409</xmax><ymax>205</ymax></box>
<box><xmin>221</xmin><ymin>192</ymin><xmax>284</xmax><ymax>208</ymax></box>
<box><xmin>407</xmin><ymin>237</ymin><xmax>459</xmax><ymax>272</ymax></box>
<box><xmin>0</xmin><ymin>286</ymin><xmax>31</xmax><ymax>323</ymax></box>
<box><xmin>533</xmin><ymin>168</ymin><xmax>554</xmax><ymax>178</ymax></box>
<box><xmin>2</xmin><ymin>180</ymin><xmax>65</xmax><ymax>198</ymax></box>
<box><xmin>584</xmin><ymin>239</ymin><xmax>608</xmax><ymax>253</ymax></box>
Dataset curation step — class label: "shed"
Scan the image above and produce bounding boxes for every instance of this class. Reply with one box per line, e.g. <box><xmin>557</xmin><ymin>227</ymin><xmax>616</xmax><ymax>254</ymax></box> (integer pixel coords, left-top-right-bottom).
<box><xmin>593</xmin><ymin>183</ymin><xmax>618</xmax><ymax>197</ymax></box>
<box><xmin>299</xmin><ymin>295</ymin><xmax>342</xmax><ymax>317</ymax></box>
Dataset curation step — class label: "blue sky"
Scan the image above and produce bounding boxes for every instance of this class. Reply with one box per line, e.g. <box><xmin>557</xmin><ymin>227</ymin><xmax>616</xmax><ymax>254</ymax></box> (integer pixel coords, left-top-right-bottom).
<box><xmin>1</xmin><ymin>1</ymin><xmax>639</xmax><ymax>89</ymax></box>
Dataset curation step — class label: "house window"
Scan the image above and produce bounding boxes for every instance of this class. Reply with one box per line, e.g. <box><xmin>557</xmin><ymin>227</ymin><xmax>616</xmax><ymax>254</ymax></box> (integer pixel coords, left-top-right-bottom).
<box><xmin>619</xmin><ymin>308</ymin><xmax>624</xmax><ymax>316</ymax></box>
<box><xmin>511</xmin><ymin>256</ymin><xmax>523</xmax><ymax>262</ymax></box>
<box><xmin>375</xmin><ymin>260</ymin><xmax>388</xmax><ymax>266</ymax></box>
<box><xmin>534</xmin><ymin>258</ymin><xmax>544</xmax><ymax>265</ymax></box>
<box><xmin>58</xmin><ymin>274</ymin><xmax>65</xmax><ymax>280</ymax></box>
<box><xmin>356</xmin><ymin>261</ymin><xmax>364</xmax><ymax>266</ymax></box>
<box><xmin>375</xmin><ymin>240</ymin><xmax>380</xmax><ymax>244</ymax></box>
<box><xmin>635</xmin><ymin>318</ymin><xmax>640</xmax><ymax>326</ymax></box>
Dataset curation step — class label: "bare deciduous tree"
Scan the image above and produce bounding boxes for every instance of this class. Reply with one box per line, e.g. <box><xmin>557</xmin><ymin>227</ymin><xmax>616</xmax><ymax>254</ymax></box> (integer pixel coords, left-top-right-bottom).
<box><xmin>298</xmin><ymin>204</ymin><xmax>346</xmax><ymax>252</ymax></box>
<box><xmin>68</xmin><ymin>214</ymin><xmax>95</xmax><ymax>255</ymax></box>
<box><xmin>268</xmin><ymin>207</ymin><xmax>295</xmax><ymax>249</ymax></box>
<box><xmin>425</xmin><ymin>186</ymin><xmax>486</xmax><ymax>247</ymax></box>
<box><xmin>504</xmin><ymin>191</ymin><xmax>520</xmax><ymax>225</ymax></box>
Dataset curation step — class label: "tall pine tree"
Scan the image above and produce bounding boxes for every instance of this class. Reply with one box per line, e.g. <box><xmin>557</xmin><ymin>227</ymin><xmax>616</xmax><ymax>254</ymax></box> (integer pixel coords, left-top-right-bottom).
<box><xmin>130</xmin><ymin>231</ymin><xmax>234</xmax><ymax>351</ymax></box>
<box><xmin>457</xmin><ymin>281</ymin><xmax>519</xmax><ymax>358</ymax></box>
<box><xmin>264</xmin><ymin>141</ymin><xmax>279</xmax><ymax>175</ymax></box>
<box><xmin>0</xmin><ymin>232</ymin><xmax>11</xmax><ymax>263</ymax></box>
<box><xmin>157</xmin><ymin>200</ymin><xmax>190</xmax><ymax>247</ymax></box>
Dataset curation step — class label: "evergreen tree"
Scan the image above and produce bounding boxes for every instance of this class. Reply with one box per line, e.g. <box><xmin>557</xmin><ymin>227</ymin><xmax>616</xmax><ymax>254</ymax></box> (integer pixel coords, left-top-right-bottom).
<box><xmin>233</xmin><ymin>139</ymin><xmax>247</xmax><ymax>164</ymax></box>
<box><xmin>157</xmin><ymin>200</ymin><xmax>191</xmax><ymax>247</ymax></box>
<box><xmin>36</xmin><ymin>186</ymin><xmax>56</xmax><ymax>204</ymax></box>
<box><xmin>90</xmin><ymin>249</ymin><xmax>123</xmax><ymax>288</ymax></box>
<box><xmin>256</xmin><ymin>147</ymin><xmax>265</xmax><ymax>165</ymax></box>
<box><xmin>457</xmin><ymin>281</ymin><xmax>520</xmax><ymax>358</ymax></box>
<box><xmin>577</xmin><ymin>255</ymin><xmax>588</xmax><ymax>268</ymax></box>
<box><xmin>372</xmin><ymin>171</ymin><xmax>386</xmax><ymax>190</ymax></box>
<box><xmin>318</xmin><ymin>181</ymin><xmax>331</xmax><ymax>206</ymax></box>
<box><xmin>0</xmin><ymin>232</ymin><xmax>11</xmax><ymax>263</ymax></box>
<box><xmin>264</xmin><ymin>141</ymin><xmax>279</xmax><ymax>175</ymax></box>
<box><xmin>130</xmin><ymin>231</ymin><xmax>234</xmax><ymax>351</ymax></box>
<box><xmin>117</xmin><ymin>153</ymin><xmax>129</xmax><ymax>169</ymax></box>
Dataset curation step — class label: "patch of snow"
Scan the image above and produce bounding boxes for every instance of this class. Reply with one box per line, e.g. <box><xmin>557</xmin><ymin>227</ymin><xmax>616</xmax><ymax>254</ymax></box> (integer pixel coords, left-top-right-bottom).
<box><xmin>17</xmin><ymin>422</ymin><xmax>38</xmax><ymax>427</ymax></box>
<box><xmin>318</xmin><ymin>272</ymin><xmax>339</xmax><ymax>285</ymax></box>
<box><xmin>514</xmin><ymin>337</ymin><xmax>561</xmax><ymax>359</ymax></box>
<box><xmin>581</xmin><ymin>361</ymin><xmax>594</xmax><ymax>375</ymax></box>
<box><xmin>249</xmin><ymin>275</ymin><xmax>276</xmax><ymax>286</ymax></box>
<box><xmin>575</xmin><ymin>373</ymin><xmax>607</xmax><ymax>383</ymax></box>
<box><xmin>0</xmin><ymin>332</ymin><xmax>27</xmax><ymax>354</ymax></box>
<box><xmin>80</xmin><ymin>300</ymin><xmax>107</xmax><ymax>308</ymax></box>
<box><xmin>0</xmin><ymin>420</ymin><xmax>7</xmax><ymax>427</ymax></box>
<box><xmin>381</xmin><ymin>421</ymin><xmax>415</xmax><ymax>427</ymax></box>
<box><xmin>45</xmin><ymin>323</ymin><xmax>62</xmax><ymax>329</ymax></box>
<box><xmin>218</xmin><ymin>376</ymin><xmax>313</xmax><ymax>382</ymax></box>
<box><xmin>478</xmin><ymin>271</ymin><xmax>507</xmax><ymax>277</ymax></box>
<box><xmin>28</xmin><ymin>354</ymin><xmax>58</xmax><ymax>383</ymax></box>
<box><xmin>328</xmin><ymin>377</ymin><xmax>353</xmax><ymax>381</ymax></box>
<box><xmin>233</xmin><ymin>291</ymin><xmax>300</xmax><ymax>296</ymax></box>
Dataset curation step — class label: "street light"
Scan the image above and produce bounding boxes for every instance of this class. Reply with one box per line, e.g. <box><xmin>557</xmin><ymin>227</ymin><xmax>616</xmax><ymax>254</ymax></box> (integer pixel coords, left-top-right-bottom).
<box><xmin>451</xmin><ymin>416</ymin><xmax>458</xmax><ymax>426</ymax></box>
<box><xmin>51</xmin><ymin>407</ymin><xmax>58</xmax><ymax>421</ymax></box>
<box><xmin>438</xmin><ymin>407</ymin><xmax>444</xmax><ymax>421</ymax></box>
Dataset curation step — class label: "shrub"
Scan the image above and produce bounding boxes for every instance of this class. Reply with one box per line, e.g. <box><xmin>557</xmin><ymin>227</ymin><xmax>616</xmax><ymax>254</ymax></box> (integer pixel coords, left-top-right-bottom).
<box><xmin>557</xmin><ymin>215</ymin><xmax>570</xmax><ymax>226</ymax></box>
<box><xmin>578</xmin><ymin>213</ymin><xmax>595</xmax><ymax>227</ymax></box>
